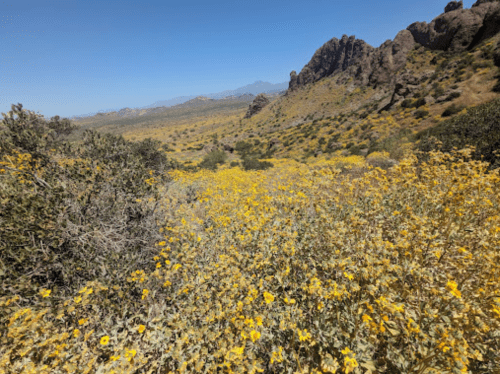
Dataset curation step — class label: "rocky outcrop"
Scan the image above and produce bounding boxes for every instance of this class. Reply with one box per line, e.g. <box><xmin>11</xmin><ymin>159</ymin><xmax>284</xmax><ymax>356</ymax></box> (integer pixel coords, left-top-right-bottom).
<box><xmin>366</xmin><ymin>30</ymin><xmax>416</xmax><ymax>86</ymax></box>
<box><xmin>288</xmin><ymin>35</ymin><xmax>374</xmax><ymax>91</ymax></box>
<box><xmin>287</xmin><ymin>30</ymin><xmax>415</xmax><ymax>92</ymax></box>
<box><xmin>445</xmin><ymin>1</ymin><xmax>463</xmax><ymax>13</ymax></box>
<box><xmin>268</xmin><ymin>138</ymin><xmax>281</xmax><ymax>150</ymax></box>
<box><xmin>244</xmin><ymin>94</ymin><xmax>270</xmax><ymax>118</ymax></box>
<box><xmin>472</xmin><ymin>0</ymin><xmax>500</xmax><ymax>7</ymax></box>
<box><xmin>407</xmin><ymin>0</ymin><xmax>500</xmax><ymax>51</ymax></box>
<box><xmin>286</xmin><ymin>0</ymin><xmax>500</xmax><ymax>94</ymax></box>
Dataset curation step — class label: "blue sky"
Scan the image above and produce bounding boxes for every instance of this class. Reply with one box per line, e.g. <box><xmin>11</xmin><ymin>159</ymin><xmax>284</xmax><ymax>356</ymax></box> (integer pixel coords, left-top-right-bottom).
<box><xmin>1</xmin><ymin>0</ymin><xmax>477</xmax><ymax>119</ymax></box>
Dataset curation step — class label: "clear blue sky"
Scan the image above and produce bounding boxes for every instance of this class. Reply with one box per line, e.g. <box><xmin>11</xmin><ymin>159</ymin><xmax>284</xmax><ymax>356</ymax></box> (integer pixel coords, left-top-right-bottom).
<box><xmin>1</xmin><ymin>0</ymin><xmax>476</xmax><ymax>119</ymax></box>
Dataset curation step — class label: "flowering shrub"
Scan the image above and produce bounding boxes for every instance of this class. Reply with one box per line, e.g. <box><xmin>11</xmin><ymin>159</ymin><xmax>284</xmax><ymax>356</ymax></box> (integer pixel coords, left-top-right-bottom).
<box><xmin>1</xmin><ymin>137</ymin><xmax>499</xmax><ymax>373</ymax></box>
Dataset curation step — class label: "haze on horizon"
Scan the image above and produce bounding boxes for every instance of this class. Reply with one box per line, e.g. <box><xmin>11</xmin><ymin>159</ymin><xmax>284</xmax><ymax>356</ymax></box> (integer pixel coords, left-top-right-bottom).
<box><xmin>0</xmin><ymin>0</ymin><xmax>476</xmax><ymax>119</ymax></box>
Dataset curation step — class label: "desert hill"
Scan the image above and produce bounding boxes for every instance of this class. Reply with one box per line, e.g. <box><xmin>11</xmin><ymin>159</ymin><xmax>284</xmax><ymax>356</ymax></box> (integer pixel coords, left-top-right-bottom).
<box><xmin>66</xmin><ymin>0</ymin><xmax>500</xmax><ymax>165</ymax></box>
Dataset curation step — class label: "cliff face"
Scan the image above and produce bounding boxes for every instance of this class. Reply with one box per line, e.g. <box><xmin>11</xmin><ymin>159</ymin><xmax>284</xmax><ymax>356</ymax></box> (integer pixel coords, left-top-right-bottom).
<box><xmin>288</xmin><ymin>35</ymin><xmax>374</xmax><ymax>91</ymax></box>
<box><xmin>287</xmin><ymin>0</ymin><xmax>500</xmax><ymax>94</ymax></box>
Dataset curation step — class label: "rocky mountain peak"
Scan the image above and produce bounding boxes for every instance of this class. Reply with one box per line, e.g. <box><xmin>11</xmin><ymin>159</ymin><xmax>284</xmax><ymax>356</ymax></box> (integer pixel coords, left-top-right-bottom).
<box><xmin>445</xmin><ymin>1</ymin><xmax>463</xmax><ymax>13</ymax></box>
<box><xmin>286</xmin><ymin>0</ymin><xmax>500</xmax><ymax>95</ymax></box>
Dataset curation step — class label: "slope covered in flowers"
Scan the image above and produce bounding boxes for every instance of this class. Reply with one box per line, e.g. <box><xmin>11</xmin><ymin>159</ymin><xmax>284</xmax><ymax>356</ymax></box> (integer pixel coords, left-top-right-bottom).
<box><xmin>2</xmin><ymin>148</ymin><xmax>499</xmax><ymax>373</ymax></box>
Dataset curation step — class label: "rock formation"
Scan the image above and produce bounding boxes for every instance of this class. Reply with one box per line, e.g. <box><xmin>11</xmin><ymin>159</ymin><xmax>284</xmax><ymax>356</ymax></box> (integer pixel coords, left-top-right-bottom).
<box><xmin>445</xmin><ymin>1</ymin><xmax>463</xmax><ymax>13</ymax></box>
<box><xmin>407</xmin><ymin>0</ymin><xmax>500</xmax><ymax>52</ymax></box>
<box><xmin>286</xmin><ymin>0</ymin><xmax>500</xmax><ymax>94</ymax></box>
<box><xmin>244</xmin><ymin>94</ymin><xmax>271</xmax><ymax>118</ymax></box>
<box><xmin>288</xmin><ymin>35</ymin><xmax>374</xmax><ymax>91</ymax></box>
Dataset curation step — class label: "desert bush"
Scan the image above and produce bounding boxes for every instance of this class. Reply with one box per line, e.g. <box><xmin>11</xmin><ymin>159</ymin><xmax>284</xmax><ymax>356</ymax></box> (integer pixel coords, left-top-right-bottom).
<box><xmin>198</xmin><ymin>149</ymin><xmax>228</xmax><ymax>170</ymax></box>
<box><xmin>414</xmin><ymin>109</ymin><xmax>430</xmax><ymax>119</ymax></box>
<box><xmin>365</xmin><ymin>151</ymin><xmax>397</xmax><ymax>169</ymax></box>
<box><xmin>442</xmin><ymin>103</ymin><xmax>466</xmax><ymax>117</ymax></box>
<box><xmin>241</xmin><ymin>157</ymin><xmax>273</xmax><ymax>171</ymax></box>
<box><xmin>443</xmin><ymin>92</ymin><xmax>461</xmax><ymax>102</ymax></box>
<box><xmin>417</xmin><ymin>98</ymin><xmax>500</xmax><ymax>168</ymax></box>
<box><xmin>0</xmin><ymin>103</ymin><xmax>171</xmax><ymax>300</ymax></box>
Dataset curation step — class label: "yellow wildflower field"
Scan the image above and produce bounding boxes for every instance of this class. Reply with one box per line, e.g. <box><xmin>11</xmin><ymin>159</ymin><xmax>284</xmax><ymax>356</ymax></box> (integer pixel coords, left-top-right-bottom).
<box><xmin>1</xmin><ymin>149</ymin><xmax>499</xmax><ymax>373</ymax></box>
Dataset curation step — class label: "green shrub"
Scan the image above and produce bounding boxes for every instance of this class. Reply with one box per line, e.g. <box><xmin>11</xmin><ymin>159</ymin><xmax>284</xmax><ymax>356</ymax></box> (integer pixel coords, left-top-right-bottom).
<box><xmin>401</xmin><ymin>99</ymin><xmax>414</xmax><ymax>108</ymax></box>
<box><xmin>198</xmin><ymin>149</ymin><xmax>228</xmax><ymax>171</ymax></box>
<box><xmin>414</xmin><ymin>109</ymin><xmax>429</xmax><ymax>119</ymax></box>
<box><xmin>416</xmin><ymin>97</ymin><xmax>500</xmax><ymax>168</ymax></box>
<box><xmin>0</xmin><ymin>103</ymin><xmax>172</xmax><ymax>299</ymax></box>
<box><xmin>230</xmin><ymin>161</ymin><xmax>240</xmax><ymax>167</ymax></box>
<box><xmin>443</xmin><ymin>91</ymin><xmax>461</xmax><ymax>102</ymax></box>
<box><xmin>234</xmin><ymin>141</ymin><xmax>253</xmax><ymax>156</ymax></box>
<box><xmin>442</xmin><ymin>103</ymin><xmax>466</xmax><ymax>117</ymax></box>
<box><xmin>241</xmin><ymin>157</ymin><xmax>273</xmax><ymax>171</ymax></box>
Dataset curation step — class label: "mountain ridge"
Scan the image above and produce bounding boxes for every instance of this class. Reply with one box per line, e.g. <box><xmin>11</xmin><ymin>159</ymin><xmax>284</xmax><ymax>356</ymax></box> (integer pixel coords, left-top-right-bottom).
<box><xmin>286</xmin><ymin>0</ymin><xmax>500</xmax><ymax>95</ymax></box>
<box><xmin>68</xmin><ymin>80</ymin><xmax>288</xmax><ymax>120</ymax></box>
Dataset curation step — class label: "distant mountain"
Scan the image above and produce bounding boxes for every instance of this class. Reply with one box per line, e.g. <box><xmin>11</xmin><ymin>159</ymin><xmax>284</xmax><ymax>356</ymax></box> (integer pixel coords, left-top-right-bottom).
<box><xmin>69</xmin><ymin>80</ymin><xmax>288</xmax><ymax>120</ymax></box>
<box><xmin>141</xmin><ymin>80</ymin><xmax>287</xmax><ymax>109</ymax></box>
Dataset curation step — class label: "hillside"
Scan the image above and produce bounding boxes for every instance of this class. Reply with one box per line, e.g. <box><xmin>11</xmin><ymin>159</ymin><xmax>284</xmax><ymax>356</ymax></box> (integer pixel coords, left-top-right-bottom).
<box><xmin>68</xmin><ymin>1</ymin><xmax>500</xmax><ymax>166</ymax></box>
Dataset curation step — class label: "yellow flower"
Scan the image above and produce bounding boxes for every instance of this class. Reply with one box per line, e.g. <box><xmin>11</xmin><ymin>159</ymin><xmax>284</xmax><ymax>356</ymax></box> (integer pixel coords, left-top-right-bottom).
<box><xmin>263</xmin><ymin>292</ymin><xmax>274</xmax><ymax>304</ymax></box>
<box><xmin>110</xmin><ymin>355</ymin><xmax>120</xmax><ymax>361</ymax></box>
<box><xmin>244</xmin><ymin>318</ymin><xmax>255</xmax><ymax>328</ymax></box>
<box><xmin>270</xmin><ymin>346</ymin><xmax>284</xmax><ymax>364</ymax></box>
<box><xmin>158</xmin><ymin>241</ymin><xmax>166</xmax><ymax>246</ymax></box>
<box><xmin>142</xmin><ymin>289</ymin><xmax>149</xmax><ymax>300</ymax></box>
<box><xmin>298</xmin><ymin>328</ymin><xmax>311</xmax><ymax>341</ymax></box>
<box><xmin>362</xmin><ymin>314</ymin><xmax>372</xmax><ymax>323</ymax></box>
<box><xmin>173</xmin><ymin>264</ymin><xmax>182</xmax><ymax>271</ymax></box>
<box><xmin>125</xmin><ymin>349</ymin><xmax>136</xmax><ymax>361</ymax></box>
<box><xmin>343</xmin><ymin>272</ymin><xmax>354</xmax><ymax>281</ymax></box>
<box><xmin>446</xmin><ymin>280</ymin><xmax>462</xmax><ymax>298</ymax></box>
<box><xmin>73</xmin><ymin>329</ymin><xmax>80</xmax><ymax>338</ymax></box>
<box><xmin>250</xmin><ymin>330</ymin><xmax>261</xmax><ymax>342</ymax></box>
<box><xmin>341</xmin><ymin>347</ymin><xmax>352</xmax><ymax>355</ymax></box>
<box><xmin>255</xmin><ymin>316</ymin><xmax>263</xmax><ymax>326</ymax></box>
<box><xmin>78</xmin><ymin>318</ymin><xmax>87</xmax><ymax>325</ymax></box>
<box><xmin>138</xmin><ymin>325</ymin><xmax>146</xmax><ymax>333</ymax></box>
<box><xmin>40</xmin><ymin>289</ymin><xmax>51</xmax><ymax>298</ymax></box>
<box><xmin>100</xmin><ymin>336</ymin><xmax>110</xmax><ymax>345</ymax></box>
<box><xmin>74</xmin><ymin>296</ymin><xmax>82</xmax><ymax>304</ymax></box>
<box><xmin>156</xmin><ymin>262</ymin><xmax>162</xmax><ymax>268</ymax></box>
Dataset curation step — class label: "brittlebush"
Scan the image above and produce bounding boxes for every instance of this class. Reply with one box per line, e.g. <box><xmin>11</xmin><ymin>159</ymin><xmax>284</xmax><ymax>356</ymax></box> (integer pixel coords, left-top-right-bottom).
<box><xmin>1</xmin><ymin>149</ymin><xmax>499</xmax><ymax>374</ymax></box>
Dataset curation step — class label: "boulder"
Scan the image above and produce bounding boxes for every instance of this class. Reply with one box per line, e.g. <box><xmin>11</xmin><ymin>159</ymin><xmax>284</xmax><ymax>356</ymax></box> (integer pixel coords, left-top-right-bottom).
<box><xmin>268</xmin><ymin>138</ymin><xmax>281</xmax><ymax>150</ymax></box>
<box><xmin>327</xmin><ymin>141</ymin><xmax>343</xmax><ymax>151</ymax></box>
<box><xmin>407</xmin><ymin>0</ymin><xmax>500</xmax><ymax>51</ymax></box>
<box><xmin>203</xmin><ymin>144</ymin><xmax>218</xmax><ymax>154</ymax></box>
<box><xmin>222</xmin><ymin>144</ymin><xmax>234</xmax><ymax>153</ymax></box>
<box><xmin>472</xmin><ymin>0</ymin><xmax>500</xmax><ymax>7</ymax></box>
<box><xmin>244</xmin><ymin>94</ymin><xmax>270</xmax><ymax>118</ymax></box>
<box><xmin>445</xmin><ymin>1</ymin><xmax>463</xmax><ymax>13</ymax></box>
